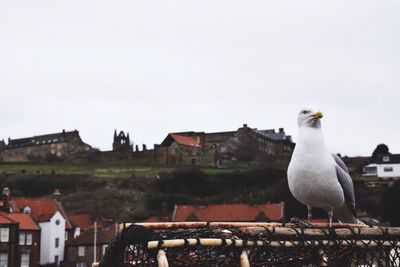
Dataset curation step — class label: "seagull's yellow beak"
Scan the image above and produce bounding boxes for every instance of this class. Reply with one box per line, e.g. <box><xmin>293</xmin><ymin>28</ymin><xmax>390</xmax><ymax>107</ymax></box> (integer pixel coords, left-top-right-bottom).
<box><xmin>314</xmin><ymin>111</ymin><xmax>323</xmax><ymax>119</ymax></box>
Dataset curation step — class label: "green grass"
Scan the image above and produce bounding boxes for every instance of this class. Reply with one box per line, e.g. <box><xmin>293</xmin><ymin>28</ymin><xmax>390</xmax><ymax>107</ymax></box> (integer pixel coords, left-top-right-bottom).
<box><xmin>0</xmin><ymin>162</ymin><xmax>247</xmax><ymax>178</ymax></box>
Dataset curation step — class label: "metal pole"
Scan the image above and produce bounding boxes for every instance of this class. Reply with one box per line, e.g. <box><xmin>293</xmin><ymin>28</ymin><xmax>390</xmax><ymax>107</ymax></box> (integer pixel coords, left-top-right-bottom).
<box><xmin>94</xmin><ymin>221</ymin><xmax>97</xmax><ymax>264</ymax></box>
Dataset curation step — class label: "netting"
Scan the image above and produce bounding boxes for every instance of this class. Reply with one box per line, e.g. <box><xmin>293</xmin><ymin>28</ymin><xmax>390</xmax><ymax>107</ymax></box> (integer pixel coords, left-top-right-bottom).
<box><xmin>98</xmin><ymin>222</ymin><xmax>400</xmax><ymax>267</ymax></box>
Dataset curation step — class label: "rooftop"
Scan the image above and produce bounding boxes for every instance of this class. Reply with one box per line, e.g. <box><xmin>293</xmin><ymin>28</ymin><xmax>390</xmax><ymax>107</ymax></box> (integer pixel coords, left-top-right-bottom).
<box><xmin>11</xmin><ymin>198</ymin><xmax>72</xmax><ymax>228</ymax></box>
<box><xmin>7</xmin><ymin>212</ymin><xmax>39</xmax><ymax>231</ymax></box>
<box><xmin>6</xmin><ymin>130</ymin><xmax>84</xmax><ymax>149</ymax></box>
<box><xmin>67</xmin><ymin>225</ymin><xmax>117</xmax><ymax>246</ymax></box>
<box><xmin>173</xmin><ymin>203</ymin><xmax>284</xmax><ymax>222</ymax></box>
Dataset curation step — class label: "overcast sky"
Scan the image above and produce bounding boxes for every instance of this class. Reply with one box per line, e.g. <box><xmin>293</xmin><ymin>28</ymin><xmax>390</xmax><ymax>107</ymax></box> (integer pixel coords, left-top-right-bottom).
<box><xmin>1</xmin><ymin>0</ymin><xmax>399</xmax><ymax>156</ymax></box>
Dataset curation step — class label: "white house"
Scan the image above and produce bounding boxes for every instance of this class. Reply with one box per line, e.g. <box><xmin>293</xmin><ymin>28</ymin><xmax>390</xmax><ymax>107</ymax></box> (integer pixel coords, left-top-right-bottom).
<box><xmin>363</xmin><ymin>154</ymin><xmax>400</xmax><ymax>179</ymax></box>
<box><xmin>10</xmin><ymin>198</ymin><xmax>72</xmax><ymax>266</ymax></box>
<box><xmin>38</xmin><ymin>211</ymin><xmax>66</xmax><ymax>265</ymax></box>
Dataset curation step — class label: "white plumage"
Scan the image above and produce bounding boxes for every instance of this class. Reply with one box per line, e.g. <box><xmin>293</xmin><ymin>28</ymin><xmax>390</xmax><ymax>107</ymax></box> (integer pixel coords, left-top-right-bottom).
<box><xmin>287</xmin><ymin>107</ymin><xmax>360</xmax><ymax>225</ymax></box>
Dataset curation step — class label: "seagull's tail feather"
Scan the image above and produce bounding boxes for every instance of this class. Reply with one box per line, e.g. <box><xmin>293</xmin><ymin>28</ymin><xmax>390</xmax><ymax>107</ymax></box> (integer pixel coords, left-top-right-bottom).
<box><xmin>333</xmin><ymin>206</ymin><xmax>365</xmax><ymax>225</ymax></box>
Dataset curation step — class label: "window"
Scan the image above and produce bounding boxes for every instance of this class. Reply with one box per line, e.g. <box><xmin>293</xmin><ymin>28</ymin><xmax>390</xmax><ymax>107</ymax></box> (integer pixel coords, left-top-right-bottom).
<box><xmin>0</xmin><ymin>253</ymin><xmax>8</xmax><ymax>267</ymax></box>
<box><xmin>19</xmin><ymin>233</ymin><xmax>26</xmax><ymax>245</ymax></box>
<box><xmin>76</xmin><ymin>262</ymin><xmax>87</xmax><ymax>267</ymax></box>
<box><xmin>384</xmin><ymin>166</ymin><xmax>393</xmax><ymax>172</ymax></box>
<box><xmin>78</xmin><ymin>246</ymin><xmax>85</xmax><ymax>256</ymax></box>
<box><xmin>0</xmin><ymin>228</ymin><xmax>9</xmax><ymax>242</ymax></box>
<box><xmin>54</xmin><ymin>255</ymin><xmax>59</xmax><ymax>265</ymax></box>
<box><xmin>55</xmin><ymin>238</ymin><xmax>59</xmax><ymax>248</ymax></box>
<box><xmin>383</xmin><ymin>156</ymin><xmax>390</xmax><ymax>162</ymax></box>
<box><xmin>21</xmin><ymin>253</ymin><xmax>29</xmax><ymax>267</ymax></box>
<box><xmin>26</xmin><ymin>234</ymin><xmax>32</xmax><ymax>245</ymax></box>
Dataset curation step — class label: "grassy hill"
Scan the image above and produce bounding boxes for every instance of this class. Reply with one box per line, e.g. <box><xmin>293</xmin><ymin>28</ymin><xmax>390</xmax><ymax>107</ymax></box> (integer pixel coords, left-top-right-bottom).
<box><xmin>0</xmin><ymin>162</ymin><xmax>394</xmax><ymax>225</ymax></box>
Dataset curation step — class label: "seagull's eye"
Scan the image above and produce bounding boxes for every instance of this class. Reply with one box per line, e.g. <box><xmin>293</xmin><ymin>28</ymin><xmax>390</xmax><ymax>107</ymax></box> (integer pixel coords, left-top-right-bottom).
<box><xmin>302</xmin><ymin>110</ymin><xmax>309</xmax><ymax>114</ymax></box>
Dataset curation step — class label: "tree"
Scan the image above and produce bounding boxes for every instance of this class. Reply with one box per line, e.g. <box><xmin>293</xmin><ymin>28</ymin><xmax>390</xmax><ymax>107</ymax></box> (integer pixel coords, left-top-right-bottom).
<box><xmin>371</xmin><ymin>144</ymin><xmax>389</xmax><ymax>162</ymax></box>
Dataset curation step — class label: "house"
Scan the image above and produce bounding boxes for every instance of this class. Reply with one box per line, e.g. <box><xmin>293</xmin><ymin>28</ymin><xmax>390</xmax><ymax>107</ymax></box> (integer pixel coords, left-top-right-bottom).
<box><xmin>7</xmin><ymin>213</ymin><xmax>40</xmax><ymax>267</ymax></box>
<box><xmin>0</xmin><ymin>212</ymin><xmax>19</xmax><ymax>267</ymax></box>
<box><xmin>172</xmin><ymin>203</ymin><xmax>285</xmax><ymax>222</ymax></box>
<box><xmin>363</xmin><ymin>154</ymin><xmax>400</xmax><ymax>179</ymax></box>
<box><xmin>64</xmin><ymin>225</ymin><xmax>117</xmax><ymax>267</ymax></box>
<box><xmin>69</xmin><ymin>214</ymin><xmax>112</xmax><ymax>239</ymax></box>
<box><xmin>155</xmin><ymin>124</ymin><xmax>294</xmax><ymax>166</ymax></box>
<box><xmin>2</xmin><ymin>130</ymin><xmax>92</xmax><ymax>162</ymax></box>
<box><xmin>10</xmin><ymin>198</ymin><xmax>73</xmax><ymax>266</ymax></box>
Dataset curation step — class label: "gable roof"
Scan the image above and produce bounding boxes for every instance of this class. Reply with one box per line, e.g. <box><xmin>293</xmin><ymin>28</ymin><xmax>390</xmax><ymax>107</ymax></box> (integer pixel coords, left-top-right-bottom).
<box><xmin>7</xmin><ymin>213</ymin><xmax>39</xmax><ymax>231</ymax></box>
<box><xmin>161</xmin><ymin>134</ymin><xmax>201</xmax><ymax>148</ymax></box>
<box><xmin>69</xmin><ymin>214</ymin><xmax>94</xmax><ymax>231</ymax></box>
<box><xmin>376</xmin><ymin>154</ymin><xmax>400</xmax><ymax>164</ymax></box>
<box><xmin>256</xmin><ymin>128</ymin><xmax>293</xmax><ymax>142</ymax></box>
<box><xmin>67</xmin><ymin>225</ymin><xmax>117</xmax><ymax>246</ymax></box>
<box><xmin>10</xmin><ymin>198</ymin><xmax>73</xmax><ymax>229</ymax></box>
<box><xmin>0</xmin><ymin>212</ymin><xmax>17</xmax><ymax>225</ymax></box>
<box><xmin>6</xmin><ymin>130</ymin><xmax>83</xmax><ymax>149</ymax></box>
<box><xmin>173</xmin><ymin>203</ymin><xmax>284</xmax><ymax>222</ymax></box>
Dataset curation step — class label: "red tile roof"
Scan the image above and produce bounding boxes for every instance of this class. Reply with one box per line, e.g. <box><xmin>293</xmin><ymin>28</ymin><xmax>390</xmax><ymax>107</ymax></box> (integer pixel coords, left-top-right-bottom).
<box><xmin>67</xmin><ymin>225</ymin><xmax>117</xmax><ymax>246</ymax></box>
<box><xmin>0</xmin><ymin>212</ymin><xmax>17</xmax><ymax>225</ymax></box>
<box><xmin>173</xmin><ymin>203</ymin><xmax>284</xmax><ymax>222</ymax></box>
<box><xmin>10</xmin><ymin>198</ymin><xmax>72</xmax><ymax>229</ymax></box>
<box><xmin>7</xmin><ymin>213</ymin><xmax>39</xmax><ymax>231</ymax></box>
<box><xmin>170</xmin><ymin>134</ymin><xmax>201</xmax><ymax>148</ymax></box>
<box><xmin>70</xmin><ymin>214</ymin><xmax>95</xmax><ymax>231</ymax></box>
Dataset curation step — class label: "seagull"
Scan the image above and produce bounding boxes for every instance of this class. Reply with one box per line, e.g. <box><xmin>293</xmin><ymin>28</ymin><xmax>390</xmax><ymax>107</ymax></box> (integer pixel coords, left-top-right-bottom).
<box><xmin>287</xmin><ymin>107</ymin><xmax>361</xmax><ymax>226</ymax></box>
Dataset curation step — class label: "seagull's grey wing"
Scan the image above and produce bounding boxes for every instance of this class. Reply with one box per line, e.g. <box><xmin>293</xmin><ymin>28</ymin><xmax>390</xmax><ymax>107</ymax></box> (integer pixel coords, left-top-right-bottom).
<box><xmin>334</xmin><ymin>159</ymin><xmax>356</xmax><ymax>212</ymax></box>
<box><xmin>332</xmin><ymin>153</ymin><xmax>349</xmax><ymax>174</ymax></box>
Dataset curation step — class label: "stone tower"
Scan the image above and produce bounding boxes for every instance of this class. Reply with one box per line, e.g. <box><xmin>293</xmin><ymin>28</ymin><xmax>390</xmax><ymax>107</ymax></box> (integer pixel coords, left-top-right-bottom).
<box><xmin>113</xmin><ymin>130</ymin><xmax>133</xmax><ymax>152</ymax></box>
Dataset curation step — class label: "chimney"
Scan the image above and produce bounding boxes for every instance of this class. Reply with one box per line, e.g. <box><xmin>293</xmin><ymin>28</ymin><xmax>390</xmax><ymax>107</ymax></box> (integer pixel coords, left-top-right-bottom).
<box><xmin>243</xmin><ymin>124</ymin><xmax>248</xmax><ymax>128</ymax></box>
<box><xmin>52</xmin><ymin>189</ymin><xmax>61</xmax><ymax>202</ymax></box>
<box><xmin>142</xmin><ymin>144</ymin><xmax>147</xmax><ymax>151</ymax></box>
<box><xmin>2</xmin><ymin>187</ymin><xmax>11</xmax><ymax>213</ymax></box>
<box><xmin>279</xmin><ymin>128</ymin><xmax>284</xmax><ymax>133</ymax></box>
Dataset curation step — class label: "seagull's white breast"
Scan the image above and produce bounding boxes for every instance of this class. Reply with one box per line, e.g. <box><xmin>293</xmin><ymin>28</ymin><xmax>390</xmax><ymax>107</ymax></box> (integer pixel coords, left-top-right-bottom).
<box><xmin>287</xmin><ymin>128</ymin><xmax>345</xmax><ymax>210</ymax></box>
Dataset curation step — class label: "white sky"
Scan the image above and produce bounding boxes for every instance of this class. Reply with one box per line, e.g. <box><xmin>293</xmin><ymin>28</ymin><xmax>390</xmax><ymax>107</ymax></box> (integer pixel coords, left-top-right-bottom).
<box><xmin>1</xmin><ymin>0</ymin><xmax>399</xmax><ymax>156</ymax></box>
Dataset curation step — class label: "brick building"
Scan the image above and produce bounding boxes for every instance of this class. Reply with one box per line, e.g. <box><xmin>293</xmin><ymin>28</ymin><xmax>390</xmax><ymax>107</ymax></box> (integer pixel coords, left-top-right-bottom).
<box><xmin>0</xmin><ymin>213</ymin><xmax>19</xmax><ymax>267</ymax></box>
<box><xmin>64</xmin><ymin>225</ymin><xmax>117</xmax><ymax>267</ymax></box>
<box><xmin>154</xmin><ymin>124</ymin><xmax>294</xmax><ymax>167</ymax></box>
<box><xmin>2</xmin><ymin>130</ymin><xmax>92</xmax><ymax>162</ymax></box>
<box><xmin>7</xmin><ymin>213</ymin><xmax>40</xmax><ymax>267</ymax></box>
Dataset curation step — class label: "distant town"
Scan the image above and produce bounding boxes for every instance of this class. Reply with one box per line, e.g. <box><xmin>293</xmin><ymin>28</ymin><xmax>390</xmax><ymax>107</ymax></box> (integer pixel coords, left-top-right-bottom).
<box><xmin>0</xmin><ymin>124</ymin><xmax>295</xmax><ymax>167</ymax></box>
<box><xmin>1</xmin><ymin>125</ymin><xmax>399</xmax><ymax>181</ymax></box>
<box><xmin>0</xmin><ymin>125</ymin><xmax>399</xmax><ymax>266</ymax></box>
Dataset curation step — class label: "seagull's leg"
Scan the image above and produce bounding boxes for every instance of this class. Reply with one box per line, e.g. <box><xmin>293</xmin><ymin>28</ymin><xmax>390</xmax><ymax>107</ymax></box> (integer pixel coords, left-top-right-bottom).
<box><xmin>328</xmin><ymin>210</ymin><xmax>333</xmax><ymax>227</ymax></box>
<box><xmin>307</xmin><ymin>205</ymin><xmax>312</xmax><ymax>223</ymax></box>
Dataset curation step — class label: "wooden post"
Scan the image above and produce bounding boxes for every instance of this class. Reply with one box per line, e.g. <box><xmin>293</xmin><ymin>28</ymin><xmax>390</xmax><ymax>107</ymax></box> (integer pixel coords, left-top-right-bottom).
<box><xmin>157</xmin><ymin>249</ymin><xmax>169</xmax><ymax>267</ymax></box>
<box><xmin>240</xmin><ymin>250</ymin><xmax>250</xmax><ymax>267</ymax></box>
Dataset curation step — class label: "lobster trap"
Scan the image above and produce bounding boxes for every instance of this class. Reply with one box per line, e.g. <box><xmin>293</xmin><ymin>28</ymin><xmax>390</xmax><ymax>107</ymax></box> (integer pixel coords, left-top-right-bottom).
<box><xmin>96</xmin><ymin>222</ymin><xmax>400</xmax><ymax>267</ymax></box>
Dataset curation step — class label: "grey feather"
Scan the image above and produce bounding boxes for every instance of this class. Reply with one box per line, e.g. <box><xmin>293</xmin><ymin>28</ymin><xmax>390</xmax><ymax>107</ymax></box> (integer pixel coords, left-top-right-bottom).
<box><xmin>331</xmin><ymin>154</ymin><xmax>364</xmax><ymax>224</ymax></box>
<box><xmin>334</xmin><ymin>162</ymin><xmax>356</xmax><ymax>212</ymax></box>
<box><xmin>332</xmin><ymin>153</ymin><xmax>349</xmax><ymax>174</ymax></box>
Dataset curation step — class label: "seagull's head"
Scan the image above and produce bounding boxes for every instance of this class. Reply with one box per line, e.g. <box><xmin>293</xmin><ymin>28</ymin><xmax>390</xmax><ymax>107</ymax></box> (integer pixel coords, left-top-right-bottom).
<box><xmin>297</xmin><ymin>107</ymin><xmax>323</xmax><ymax>128</ymax></box>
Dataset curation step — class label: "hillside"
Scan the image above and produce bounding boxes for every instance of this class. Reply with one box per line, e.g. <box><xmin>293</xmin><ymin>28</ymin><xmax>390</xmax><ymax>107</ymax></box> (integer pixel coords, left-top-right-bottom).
<box><xmin>0</xmin><ymin>162</ymin><xmax>395</xmax><ymax>225</ymax></box>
